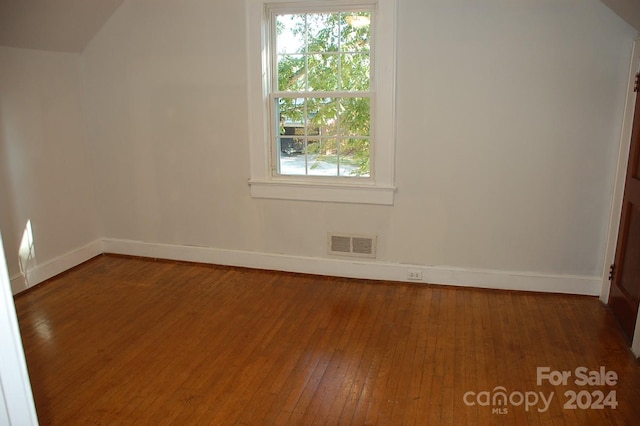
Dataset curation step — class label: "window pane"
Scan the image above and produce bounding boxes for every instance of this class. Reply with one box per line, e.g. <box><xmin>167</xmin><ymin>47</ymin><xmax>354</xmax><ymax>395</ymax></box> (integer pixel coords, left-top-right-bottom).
<box><xmin>340</xmin><ymin>53</ymin><xmax>370</xmax><ymax>91</ymax></box>
<box><xmin>307</xmin><ymin>13</ymin><xmax>339</xmax><ymax>53</ymax></box>
<box><xmin>276</xmin><ymin>14</ymin><xmax>305</xmax><ymax>54</ymax></box>
<box><xmin>339</xmin><ymin>97</ymin><xmax>370</xmax><ymax>136</ymax></box>
<box><xmin>277</xmin><ymin>97</ymin><xmax>304</xmax><ymax>128</ymax></box>
<box><xmin>308</xmin><ymin>138</ymin><xmax>339</xmax><ymax>176</ymax></box>
<box><xmin>277</xmin><ymin>54</ymin><xmax>306</xmax><ymax>91</ymax></box>
<box><xmin>276</xmin><ymin>97</ymin><xmax>305</xmax><ymax>169</ymax></box>
<box><xmin>307</xmin><ymin>97</ymin><xmax>338</xmax><ymax>136</ymax></box>
<box><xmin>307</xmin><ymin>54</ymin><xmax>338</xmax><ymax>91</ymax></box>
<box><xmin>307</xmin><ymin>138</ymin><xmax>322</xmax><ymax>155</ymax></box>
<box><xmin>278</xmin><ymin>146</ymin><xmax>307</xmax><ymax>175</ymax></box>
<box><xmin>277</xmin><ymin>136</ymin><xmax>305</xmax><ymax>157</ymax></box>
<box><xmin>341</xmin><ymin>12</ymin><xmax>371</xmax><ymax>52</ymax></box>
<box><xmin>339</xmin><ymin>138</ymin><xmax>370</xmax><ymax>177</ymax></box>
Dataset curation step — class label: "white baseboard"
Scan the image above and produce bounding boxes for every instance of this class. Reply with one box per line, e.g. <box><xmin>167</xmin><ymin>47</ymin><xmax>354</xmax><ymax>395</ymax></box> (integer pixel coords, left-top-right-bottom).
<box><xmin>102</xmin><ymin>238</ymin><xmax>602</xmax><ymax>296</ymax></box>
<box><xmin>10</xmin><ymin>238</ymin><xmax>601</xmax><ymax>296</ymax></box>
<box><xmin>10</xmin><ymin>240</ymin><xmax>103</xmax><ymax>294</ymax></box>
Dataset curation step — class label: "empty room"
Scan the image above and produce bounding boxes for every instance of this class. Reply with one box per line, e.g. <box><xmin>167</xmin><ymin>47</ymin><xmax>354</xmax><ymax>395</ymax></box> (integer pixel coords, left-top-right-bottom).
<box><xmin>1</xmin><ymin>0</ymin><xmax>640</xmax><ymax>424</ymax></box>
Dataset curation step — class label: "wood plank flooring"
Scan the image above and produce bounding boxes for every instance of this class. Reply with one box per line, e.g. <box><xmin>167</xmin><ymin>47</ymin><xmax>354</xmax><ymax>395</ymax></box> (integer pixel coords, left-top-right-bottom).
<box><xmin>14</xmin><ymin>255</ymin><xmax>640</xmax><ymax>425</ymax></box>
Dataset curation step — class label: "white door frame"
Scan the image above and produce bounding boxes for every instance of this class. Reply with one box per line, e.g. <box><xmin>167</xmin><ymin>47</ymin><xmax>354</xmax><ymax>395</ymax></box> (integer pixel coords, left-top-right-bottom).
<box><xmin>600</xmin><ymin>38</ymin><xmax>640</xmax><ymax>357</ymax></box>
<box><xmin>0</xmin><ymin>232</ymin><xmax>39</xmax><ymax>425</ymax></box>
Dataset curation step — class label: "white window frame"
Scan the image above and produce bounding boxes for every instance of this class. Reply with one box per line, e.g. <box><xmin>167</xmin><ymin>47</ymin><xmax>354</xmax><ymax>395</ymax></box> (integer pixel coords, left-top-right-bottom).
<box><xmin>246</xmin><ymin>0</ymin><xmax>396</xmax><ymax>205</ymax></box>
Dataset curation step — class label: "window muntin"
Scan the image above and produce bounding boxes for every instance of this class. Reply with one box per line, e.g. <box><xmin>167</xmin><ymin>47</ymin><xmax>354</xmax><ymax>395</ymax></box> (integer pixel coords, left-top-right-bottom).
<box><xmin>270</xmin><ymin>10</ymin><xmax>373</xmax><ymax>178</ymax></box>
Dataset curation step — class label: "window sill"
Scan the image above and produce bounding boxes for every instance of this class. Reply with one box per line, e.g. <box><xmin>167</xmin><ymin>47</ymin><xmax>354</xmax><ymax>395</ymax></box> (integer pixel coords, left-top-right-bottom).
<box><xmin>248</xmin><ymin>179</ymin><xmax>395</xmax><ymax>205</ymax></box>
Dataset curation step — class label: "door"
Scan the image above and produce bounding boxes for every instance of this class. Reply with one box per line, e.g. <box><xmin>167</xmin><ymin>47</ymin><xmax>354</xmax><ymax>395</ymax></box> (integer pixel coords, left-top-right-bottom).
<box><xmin>609</xmin><ymin>72</ymin><xmax>640</xmax><ymax>342</ymax></box>
<box><xmin>0</xmin><ymin>232</ymin><xmax>39</xmax><ymax>425</ymax></box>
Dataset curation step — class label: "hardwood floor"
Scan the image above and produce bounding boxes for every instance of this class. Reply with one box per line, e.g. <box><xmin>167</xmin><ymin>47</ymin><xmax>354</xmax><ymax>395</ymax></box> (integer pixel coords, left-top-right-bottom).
<box><xmin>14</xmin><ymin>255</ymin><xmax>640</xmax><ymax>425</ymax></box>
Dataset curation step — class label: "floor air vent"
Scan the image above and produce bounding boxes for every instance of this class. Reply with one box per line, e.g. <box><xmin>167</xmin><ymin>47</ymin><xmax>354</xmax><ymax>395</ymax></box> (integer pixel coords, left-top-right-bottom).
<box><xmin>328</xmin><ymin>233</ymin><xmax>377</xmax><ymax>258</ymax></box>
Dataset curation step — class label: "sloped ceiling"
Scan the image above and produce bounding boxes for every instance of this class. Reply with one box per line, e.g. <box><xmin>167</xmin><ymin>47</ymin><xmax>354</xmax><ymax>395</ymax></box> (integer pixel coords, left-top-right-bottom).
<box><xmin>0</xmin><ymin>0</ymin><xmax>123</xmax><ymax>53</ymax></box>
<box><xmin>0</xmin><ymin>0</ymin><xmax>637</xmax><ymax>54</ymax></box>
<box><xmin>600</xmin><ymin>0</ymin><xmax>640</xmax><ymax>32</ymax></box>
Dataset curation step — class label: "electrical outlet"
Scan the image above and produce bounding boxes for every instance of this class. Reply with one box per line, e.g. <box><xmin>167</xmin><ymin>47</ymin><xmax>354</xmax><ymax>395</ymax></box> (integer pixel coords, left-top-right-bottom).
<box><xmin>407</xmin><ymin>270</ymin><xmax>423</xmax><ymax>281</ymax></box>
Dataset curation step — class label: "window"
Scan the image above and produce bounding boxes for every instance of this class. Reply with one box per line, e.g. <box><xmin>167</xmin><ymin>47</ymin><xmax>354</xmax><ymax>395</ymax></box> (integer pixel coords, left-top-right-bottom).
<box><xmin>247</xmin><ymin>0</ymin><xmax>396</xmax><ymax>205</ymax></box>
<box><xmin>274</xmin><ymin>10</ymin><xmax>372</xmax><ymax>177</ymax></box>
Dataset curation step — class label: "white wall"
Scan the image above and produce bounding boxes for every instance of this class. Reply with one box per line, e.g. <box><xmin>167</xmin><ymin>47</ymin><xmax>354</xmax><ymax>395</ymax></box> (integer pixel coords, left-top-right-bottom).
<box><xmin>392</xmin><ymin>0</ymin><xmax>635</xmax><ymax>277</ymax></box>
<box><xmin>0</xmin><ymin>47</ymin><xmax>101</xmax><ymax>293</ymax></box>
<box><xmin>81</xmin><ymin>0</ymin><xmax>636</xmax><ymax>291</ymax></box>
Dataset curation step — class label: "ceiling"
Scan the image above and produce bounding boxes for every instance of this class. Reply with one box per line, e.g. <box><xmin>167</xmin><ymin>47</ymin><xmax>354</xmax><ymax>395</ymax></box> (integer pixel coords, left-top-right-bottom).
<box><xmin>600</xmin><ymin>0</ymin><xmax>640</xmax><ymax>32</ymax></box>
<box><xmin>0</xmin><ymin>0</ymin><xmax>638</xmax><ymax>53</ymax></box>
